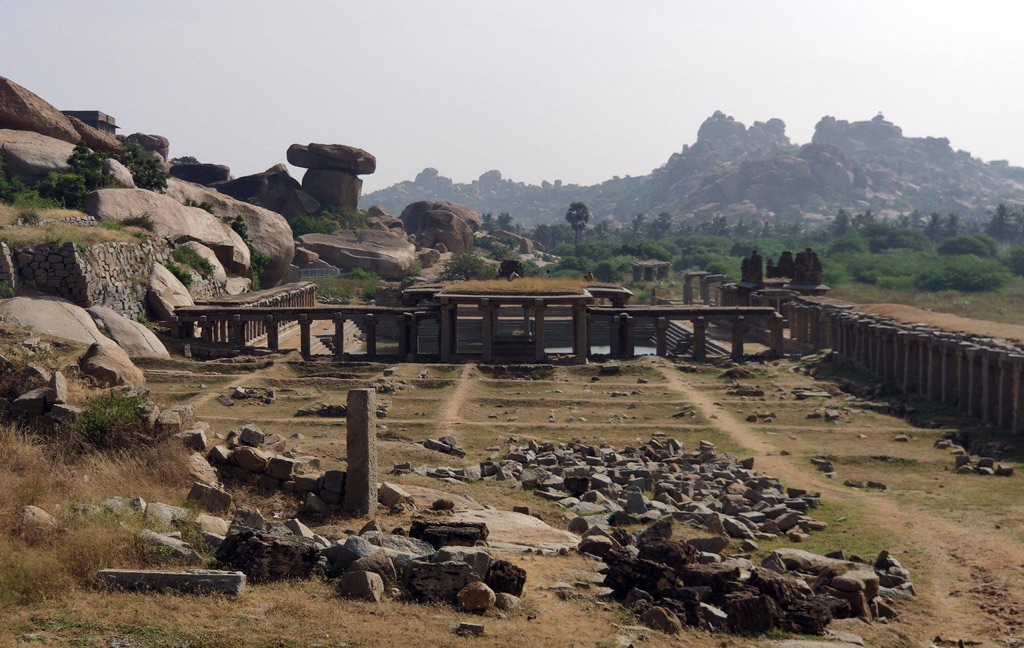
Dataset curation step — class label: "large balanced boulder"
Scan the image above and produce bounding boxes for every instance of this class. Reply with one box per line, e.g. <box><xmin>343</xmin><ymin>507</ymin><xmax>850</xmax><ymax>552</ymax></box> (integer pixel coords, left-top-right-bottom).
<box><xmin>0</xmin><ymin>129</ymin><xmax>75</xmax><ymax>184</ymax></box>
<box><xmin>85</xmin><ymin>188</ymin><xmax>250</xmax><ymax>277</ymax></box>
<box><xmin>0</xmin><ymin>76</ymin><xmax>80</xmax><ymax>144</ymax></box>
<box><xmin>169</xmin><ymin>163</ymin><xmax>231</xmax><ymax>186</ymax></box>
<box><xmin>297</xmin><ymin>230</ymin><xmax>416</xmax><ymax>280</ymax></box>
<box><xmin>79</xmin><ymin>342</ymin><xmax>146</xmax><ymax>387</ymax></box>
<box><xmin>300</xmin><ymin>169</ymin><xmax>362</xmax><ymax>210</ymax></box>
<box><xmin>287</xmin><ymin>143</ymin><xmax>376</xmax><ymax>175</ymax></box>
<box><xmin>164</xmin><ymin>179</ymin><xmax>294</xmax><ymax>286</ymax></box>
<box><xmin>87</xmin><ymin>306</ymin><xmax>169</xmax><ymax>359</ymax></box>
<box><xmin>148</xmin><ymin>263</ymin><xmax>195</xmax><ymax>321</ymax></box>
<box><xmin>0</xmin><ymin>295</ymin><xmax>109</xmax><ymax>345</ymax></box>
<box><xmin>400</xmin><ymin>201</ymin><xmax>482</xmax><ymax>252</ymax></box>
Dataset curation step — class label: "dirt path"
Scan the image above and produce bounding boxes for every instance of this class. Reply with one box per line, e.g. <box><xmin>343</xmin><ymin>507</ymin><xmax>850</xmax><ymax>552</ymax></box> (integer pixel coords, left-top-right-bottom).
<box><xmin>657</xmin><ymin>362</ymin><xmax>1024</xmax><ymax>644</ymax></box>
<box><xmin>437</xmin><ymin>364</ymin><xmax>473</xmax><ymax>437</ymax></box>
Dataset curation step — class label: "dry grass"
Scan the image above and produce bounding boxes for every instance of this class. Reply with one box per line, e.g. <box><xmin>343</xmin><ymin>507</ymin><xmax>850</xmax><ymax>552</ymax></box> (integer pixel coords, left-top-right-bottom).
<box><xmin>0</xmin><ymin>222</ymin><xmax>145</xmax><ymax>247</ymax></box>
<box><xmin>442</xmin><ymin>277</ymin><xmax>588</xmax><ymax>294</ymax></box>
<box><xmin>830</xmin><ymin>279</ymin><xmax>1024</xmax><ymax>326</ymax></box>
<box><xmin>0</xmin><ymin>205</ymin><xmax>91</xmax><ymax>227</ymax></box>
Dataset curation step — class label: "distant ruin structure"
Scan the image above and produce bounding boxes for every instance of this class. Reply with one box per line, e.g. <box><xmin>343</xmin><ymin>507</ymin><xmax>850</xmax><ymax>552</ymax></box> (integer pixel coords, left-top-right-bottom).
<box><xmin>632</xmin><ymin>260</ymin><xmax>670</xmax><ymax>282</ymax></box>
<box><xmin>61</xmin><ymin>110</ymin><xmax>117</xmax><ymax>136</ymax></box>
<box><xmin>720</xmin><ymin>248</ymin><xmax>828</xmax><ymax>308</ymax></box>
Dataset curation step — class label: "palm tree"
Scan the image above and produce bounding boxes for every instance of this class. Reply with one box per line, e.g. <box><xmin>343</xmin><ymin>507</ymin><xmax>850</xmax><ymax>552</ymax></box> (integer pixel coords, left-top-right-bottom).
<box><xmin>565</xmin><ymin>202</ymin><xmax>590</xmax><ymax>245</ymax></box>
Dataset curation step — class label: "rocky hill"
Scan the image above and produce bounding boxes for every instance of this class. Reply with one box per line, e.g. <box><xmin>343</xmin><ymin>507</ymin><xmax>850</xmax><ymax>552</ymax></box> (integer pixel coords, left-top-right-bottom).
<box><xmin>364</xmin><ymin>111</ymin><xmax>1024</xmax><ymax>227</ymax></box>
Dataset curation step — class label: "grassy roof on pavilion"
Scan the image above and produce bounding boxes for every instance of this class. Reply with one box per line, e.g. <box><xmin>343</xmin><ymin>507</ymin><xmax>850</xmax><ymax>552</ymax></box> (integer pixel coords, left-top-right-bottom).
<box><xmin>437</xmin><ymin>278</ymin><xmax>592</xmax><ymax>295</ymax></box>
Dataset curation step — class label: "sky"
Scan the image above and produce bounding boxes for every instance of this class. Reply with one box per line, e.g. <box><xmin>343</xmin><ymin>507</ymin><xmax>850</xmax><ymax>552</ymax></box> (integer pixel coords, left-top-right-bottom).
<box><xmin>3</xmin><ymin>1</ymin><xmax>1023</xmax><ymax>193</ymax></box>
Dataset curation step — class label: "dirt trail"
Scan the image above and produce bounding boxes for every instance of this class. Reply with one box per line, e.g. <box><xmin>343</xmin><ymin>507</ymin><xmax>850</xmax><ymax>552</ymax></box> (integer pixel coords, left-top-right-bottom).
<box><xmin>437</xmin><ymin>364</ymin><xmax>473</xmax><ymax>437</ymax></box>
<box><xmin>658</xmin><ymin>362</ymin><xmax>1024</xmax><ymax>644</ymax></box>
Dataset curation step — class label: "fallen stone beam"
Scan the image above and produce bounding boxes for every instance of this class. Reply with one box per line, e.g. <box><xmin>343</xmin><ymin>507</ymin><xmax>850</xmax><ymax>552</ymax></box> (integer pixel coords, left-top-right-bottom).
<box><xmin>97</xmin><ymin>569</ymin><xmax>246</xmax><ymax>596</ymax></box>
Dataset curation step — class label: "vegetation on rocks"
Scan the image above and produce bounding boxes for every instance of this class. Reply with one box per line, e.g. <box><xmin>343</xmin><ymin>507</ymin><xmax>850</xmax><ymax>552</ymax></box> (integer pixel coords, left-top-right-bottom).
<box><xmin>161</xmin><ymin>260</ymin><xmax>193</xmax><ymax>287</ymax></box>
<box><xmin>171</xmin><ymin>245</ymin><xmax>215</xmax><ymax>280</ymax></box>
<box><xmin>439</xmin><ymin>251</ymin><xmax>496</xmax><ymax>281</ymax></box>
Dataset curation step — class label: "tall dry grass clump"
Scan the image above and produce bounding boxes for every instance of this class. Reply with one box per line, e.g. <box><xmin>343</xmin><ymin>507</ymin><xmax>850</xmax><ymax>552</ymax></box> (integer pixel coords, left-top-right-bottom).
<box><xmin>0</xmin><ymin>420</ymin><xmax>193</xmax><ymax>607</ymax></box>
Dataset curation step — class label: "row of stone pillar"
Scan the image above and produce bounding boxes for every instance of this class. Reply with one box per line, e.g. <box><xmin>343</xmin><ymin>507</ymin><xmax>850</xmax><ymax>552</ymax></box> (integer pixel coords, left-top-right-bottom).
<box><xmin>802</xmin><ymin>304</ymin><xmax>1024</xmax><ymax>434</ymax></box>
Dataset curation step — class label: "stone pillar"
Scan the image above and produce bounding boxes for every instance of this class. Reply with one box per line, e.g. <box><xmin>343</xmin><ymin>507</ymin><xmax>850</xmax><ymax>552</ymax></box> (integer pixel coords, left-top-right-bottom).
<box><xmin>533</xmin><ymin>301</ymin><xmax>546</xmax><ymax>362</ymax></box>
<box><xmin>409</xmin><ymin>313</ymin><xmax>419</xmax><ymax>360</ymax></box>
<box><xmin>266</xmin><ymin>316</ymin><xmax>279</xmax><ymax>352</ymax></box>
<box><xmin>572</xmin><ymin>302</ymin><xmax>588</xmax><ymax>365</ymax></box>
<box><xmin>900</xmin><ymin>332</ymin><xmax>917</xmax><ymax>393</ymax></box>
<box><xmin>692</xmin><ymin>317</ymin><xmax>707</xmax><ymax>361</ymax></box>
<box><xmin>200</xmin><ymin>316</ymin><xmax>212</xmax><ymax>343</ymax></box>
<box><xmin>699</xmin><ymin>278</ymin><xmax>710</xmax><ymax>305</ymax></box>
<box><xmin>928</xmin><ymin>340</ymin><xmax>943</xmax><ymax>402</ymax></box>
<box><xmin>809</xmin><ymin>308</ymin><xmax>821</xmax><ymax>350</ymax></box>
<box><xmin>623</xmin><ymin>314</ymin><xmax>635</xmax><ymax>359</ymax></box>
<box><xmin>230</xmin><ymin>315</ymin><xmax>245</xmax><ymax>348</ymax></box>
<box><xmin>655</xmin><ymin>317</ymin><xmax>669</xmax><ymax>357</ymax></box>
<box><xmin>609</xmin><ymin>314</ymin><xmax>622</xmax><ymax>360</ymax></box>
<box><xmin>342</xmin><ymin>388</ymin><xmax>377</xmax><ymax>517</ymax></box>
<box><xmin>941</xmin><ymin>342</ymin><xmax>957</xmax><ymax>405</ymax></box>
<box><xmin>981</xmin><ymin>350</ymin><xmax>998</xmax><ymax>425</ymax></box>
<box><xmin>1009</xmin><ymin>355</ymin><xmax>1024</xmax><ymax>434</ymax></box>
<box><xmin>867</xmin><ymin>325</ymin><xmax>880</xmax><ymax>376</ymax></box>
<box><xmin>397</xmin><ymin>313</ymin><xmax>411</xmax><ymax>360</ymax></box>
<box><xmin>770</xmin><ymin>314</ymin><xmax>785</xmax><ymax>358</ymax></box>
<box><xmin>998</xmin><ymin>352</ymin><xmax>1015</xmax><ymax>430</ymax></box>
<box><xmin>333</xmin><ymin>314</ymin><xmax>346</xmax><ymax>359</ymax></box>
<box><xmin>298</xmin><ymin>315</ymin><xmax>311</xmax><ymax>359</ymax></box>
<box><xmin>683</xmin><ymin>276</ymin><xmax>693</xmax><ymax>305</ymax></box>
<box><xmin>439</xmin><ymin>301</ymin><xmax>452</xmax><ymax>362</ymax></box>
<box><xmin>967</xmin><ymin>347</ymin><xmax>983</xmax><ymax>419</ymax></box>
<box><xmin>364</xmin><ymin>313</ymin><xmax>377</xmax><ymax>361</ymax></box>
<box><xmin>480</xmin><ymin>300</ymin><xmax>494</xmax><ymax>363</ymax></box>
<box><xmin>957</xmin><ymin>344</ymin><xmax>972</xmax><ymax>415</ymax></box>
<box><xmin>731</xmin><ymin>316</ymin><xmax>746</xmax><ymax>360</ymax></box>
<box><xmin>181</xmin><ymin>320</ymin><xmax>195</xmax><ymax>339</ymax></box>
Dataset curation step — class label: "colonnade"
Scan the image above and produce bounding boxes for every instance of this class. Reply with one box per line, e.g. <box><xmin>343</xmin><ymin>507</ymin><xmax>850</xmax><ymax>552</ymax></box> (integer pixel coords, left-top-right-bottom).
<box><xmin>791</xmin><ymin>300</ymin><xmax>1024</xmax><ymax>434</ymax></box>
<box><xmin>173</xmin><ymin>283</ymin><xmax>317</xmax><ymax>347</ymax></box>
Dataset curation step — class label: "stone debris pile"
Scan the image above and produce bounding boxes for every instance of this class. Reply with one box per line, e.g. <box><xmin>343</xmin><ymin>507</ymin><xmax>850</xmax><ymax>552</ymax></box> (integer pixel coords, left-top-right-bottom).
<box><xmin>588</xmin><ymin>518</ymin><xmax>914</xmax><ymax>635</ymax></box>
<box><xmin>405</xmin><ymin>436</ymin><xmax>826</xmax><ymax>542</ymax></box>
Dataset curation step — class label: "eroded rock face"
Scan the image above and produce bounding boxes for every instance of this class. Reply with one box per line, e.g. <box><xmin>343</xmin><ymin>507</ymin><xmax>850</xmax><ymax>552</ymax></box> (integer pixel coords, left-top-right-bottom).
<box><xmin>79</xmin><ymin>342</ymin><xmax>146</xmax><ymax>387</ymax></box>
<box><xmin>215</xmin><ymin>529</ymin><xmax>318</xmax><ymax>583</ymax></box>
<box><xmin>1</xmin><ymin>295</ymin><xmax>110</xmax><ymax>346</ymax></box>
<box><xmin>169</xmin><ymin>163</ymin><xmax>231</xmax><ymax>186</ymax></box>
<box><xmin>296</xmin><ymin>230</ymin><xmax>416</xmax><ymax>280</ymax></box>
<box><xmin>88</xmin><ymin>305</ymin><xmax>169</xmax><ymax>359</ymax></box>
<box><xmin>0</xmin><ymin>129</ymin><xmax>75</xmax><ymax>184</ymax></box>
<box><xmin>0</xmin><ymin>76</ymin><xmax>80</xmax><ymax>144</ymax></box>
<box><xmin>65</xmin><ymin>115</ymin><xmax>120</xmax><ymax>153</ymax></box>
<box><xmin>301</xmin><ymin>169</ymin><xmax>362</xmax><ymax>210</ymax></box>
<box><xmin>400</xmin><ymin>201</ymin><xmax>483</xmax><ymax>249</ymax></box>
<box><xmin>124</xmin><ymin>133</ymin><xmax>169</xmax><ymax>161</ymax></box>
<box><xmin>86</xmin><ymin>189</ymin><xmax>251</xmax><ymax>277</ymax></box>
<box><xmin>164</xmin><ymin>178</ymin><xmax>294</xmax><ymax>286</ymax></box>
<box><xmin>212</xmin><ymin>164</ymin><xmax>320</xmax><ymax>221</ymax></box>
<box><xmin>147</xmin><ymin>263</ymin><xmax>195</xmax><ymax>321</ymax></box>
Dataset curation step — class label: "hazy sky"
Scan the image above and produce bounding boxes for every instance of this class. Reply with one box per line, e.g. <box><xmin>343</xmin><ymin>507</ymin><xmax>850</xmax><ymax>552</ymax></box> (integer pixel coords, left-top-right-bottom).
<box><xmin>3</xmin><ymin>1</ymin><xmax>1022</xmax><ymax>193</ymax></box>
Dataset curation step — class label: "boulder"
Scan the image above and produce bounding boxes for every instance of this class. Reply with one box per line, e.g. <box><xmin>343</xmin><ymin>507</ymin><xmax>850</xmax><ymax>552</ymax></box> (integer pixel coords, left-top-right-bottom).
<box><xmin>10</xmin><ymin>387</ymin><xmax>49</xmax><ymax>416</ymax></box>
<box><xmin>0</xmin><ymin>129</ymin><xmax>75</xmax><ymax>183</ymax></box>
<box><xmin>287</xmin><ymin>143</ymin><xmax>376</xmax><ymax>174</ymax></box>
<box><xmin>338</xmin><ymin>570</ymin><xmax>384</xmax><ymax>602</ymax></box>
<box><xmin>404</xmin><ymin>560</ymin><xmax>478</xmax><ymax>604</ymax></box>
<box><xmin>140</xmin><ymin>530</ymin><xmax>203</xmax><ymax>566</ymax></box>
<box><xmin>416</xmin><ymin>209</ymin><xmax>475</xmax><ymax>253</ymax></box>
<box><xmin>147</xmin><ymin>263</ymin><xmax>195</xmax><ymax>321</ymax></box>
<box><xmin>378</xmin><ymin>482</ymin><xmax>412</xmax><ymax>508</ymax></box>
<box><xmin>124</xmin><ymin>133</ymin><xmax>169</xmax><ymax>161</ymax></box>
<box><xmin>104</xmin><ymin>158</ymin><xmax>135</xmax><ymax>188</ymax></box>
<box><xmin>79</xmin><ymin>342</ymin><xmax>146</xmax><ymax>387</ymax></box>
<box><xmin>22</xmin><ymin>505</ymin><xmax>59</xmax><ymax>532</ymax></box>
<box><xmin>297</xmin><ymin>230</ymin><xmax>416</xmax><ymax>280</ymax></box>
<box><xmin>88</xmin><ymin>306</ymin><xmax>170</xmax><ymax>359</ymax></box>
<box><xmin>0</xmin><ymin>76</ymin><xmax>80</xmax><ymax>144</ymax></box>
<box><xmin>639</xmin><ymin>606</ymin><xmax>683</xmax><ymax>635</ymax></box>
<box><xmin>349</xmin><ymin>551</ymin><xmax>398</xmax><ymax>588</ymax></box>
<box><xmin>169</xmin><ymin>163</ymin><xmax>231</xmax><ymax>186</ymax></box>
<box><xmin>85</xmin><ymin>189</ymin><xmax>251</xmax><ymax>277</ymax></box>
<box><xmin>0</xmin><ymin>295</ymin><xmax>109</xmax><ymax>346</ymax></box>
<box><xmin>434</xmin><ymin>546</ymin><xmax>493</xmax><ymax>580</ymax></box>
<box><xmin>187</xmin><ymin>482</ymin><xmax>233</xmax><ymax>514</ymax></box>
<box><xmin>215</xmin><ymin>529</ymin><xmax>319</xmax><ymax>583</ymax></box>
<box><xmin>212</xmin><ymin>164</ymin><xmax>320</xmax><ymax>221</ymax></box>
<box><xmin>484</xmin><ymin>560</ymin><xmax>526</xmax><ymax>596</ymax></box>
<box><xmin>65</xmin><ymin>115</ymin><xmax>121</xmax><ymax>153</ymax></box>
<box><xmin>180</xmin><ymin>241</ymin><xmax>228</xmax><ymax>285</ymax></box>
<box><xmin>457</xmin><ymin>581</ymin><xmax>496</xmax><ymax>612</ymax></box>
<box><xmin>400</xmin><ymin>200</ymin><xmax>483</xmax><ymax>234</ymax></box>
<box><xmin>164</xmin><ymin>178</ymin><xmax>294</xmax><ymax>286</ymax></box>
<box><xmin>301</xmin><ymin>168</ymin><xmax>362</xmax><ymax>210</ymax></box>
<box><xmin>484</xmin><ymin>229</ymin><xmax>543</xmax><ymax>254</ymax></box>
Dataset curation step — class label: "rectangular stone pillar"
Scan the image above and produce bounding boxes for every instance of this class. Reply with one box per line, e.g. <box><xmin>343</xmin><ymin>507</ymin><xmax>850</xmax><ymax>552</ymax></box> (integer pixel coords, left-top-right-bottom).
<box><xmin>439</xmin><ymin>302</ymin><xmax>452</xmax><ymax>362</ymax></box>
<box><xmin>364</xmin><ymin>313</ymin><xmax>377</xmax><ymax>361</ymax></box>
<box><xmin>333</xmin><ymin>315</ymin><xmax>346</xmax><ymax>359</ymax></box>
<box><xmin>609</xmin><ymin>314</ymin><xmax>622</xmax><ymax>359</ymax></box>
<box><xmin>901</xmin><ymin>333</ymin><xmax>918</xmax><ymax>394</ymax></box>
<box><xmin>409</xmin><ymin>314</ymin><xmax>419</xmax><ymax>360</ymax></box>
<box><xmin>656</xmin><ymin>317</ymin><xmax>669</xmax><ymax>357</ymax></box>
<box><xmin>927</xmin><ymin>341</ymin><xmax>943</xmax><ymax>401</ymax></box>
<box><xmin>534</xmin><ymin>302</ymin><xmax>546</xmax><ymax>362</ymax></box>
<box><xmin>230</xmin><ymin>315</ymin><xmax>245</xmax><ymax>348</ymax></box>
<box><xmin>940</xmin><ymin>343</ymin><xmax>957</xmax><ymax>405</ymax></box>
<box><xmin>343</xmin><ymin>388</ymin><xmax>377</xmax><ymax>517</ymax></box>
<box><xmin>731</xmin><ymin>316</ymin><xmax>746</xmax><ymax>360</ymax></box>
<box><xmin>998</xmin><ymin>353</ymin><xmax>1014</xmax><ymax>429</ymax></box>
<box><xmin>692</xmin><ymin>317</ymin><xmax>707</xmax><ymax>361</ymax></box>
<box><xmin>809</xmin><ymin>309</ymin><xmax>821</xmax><ymax>349</ymax></box>
<box><xmin>967</xmin><ymin>348</ymin><xmax>983</xmax><ymax>418</ymax></box>
<box><xmin>480</xmin><ymin>300</ymin><xmax>494</xmax><ymax>363</ymax></box>
<box><xmin>958</xmin><ymin>344</ymin><xmax>972</xmax><ymax>415</ymax></box>
<box><xmin>299</xmin><ymin>315</ymin><xmax>311</xmax><ymax>359</ymax></box>
<box><xmin>572</xmin><ymin>303</ymin><xmax>588</xmax><ymax>365</ymax></box>
<box><xmin>770</xmin><ymin>314</ymin><xmax>785</xmax><ymax>358</ymax></box>
<box><xmin>683</xmin><ymin>276</ymin><xmax>693</xmax><ymax>305</ymax></box>
<box><xmin>623</xmin><ymin>315</ymin><xmax>635</xmax><ymax>359</ymax></box>
<box><xmin>1009</xmin><ymin>355</ymin><xmax>1024</xmax><ymax>434</ymax></box>
<box><xmin>266</xmin><ymin>316</ymin><xmax>279</xmax><ymax>352</ymax></box>
<box><xmin>982</xmin><ymin>351</ymin><xmax>998</xmax><ymax>425</ymax></box>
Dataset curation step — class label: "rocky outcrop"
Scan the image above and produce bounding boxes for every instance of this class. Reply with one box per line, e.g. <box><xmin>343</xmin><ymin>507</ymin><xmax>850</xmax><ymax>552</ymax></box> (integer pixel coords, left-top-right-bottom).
<box><xmin>0</xmin><ymin>76</ymin><xmax>81</xmax><ymax>144</ymax></box>
<box><xmin>169</xmin><ymin>163</ymin><xmax>231</xmax><ymax>186</ymax></box>
<box><xmin>79</xmin><ymin>342</ymin><xmax>146</xmax><ymax>387</ymax></box>
<box><xmin>482</xmin><ymin>229</ymin><xmax>543</xmax><ymax>254</ymax></box>
<box><xmin>400</xmin><ymin>200</ymin><xmax>482</xmax><ymax>252</ymax></box>
<box><xmin>148</xmin><ymin>263</ymin><xmax>195</xmax><ymax>320</ymax></box>
<box><xmin>124</xmin><ymin>133</ymin><xmax>169</xmax><ymax>161</ymax></box>
<box><xmin>0</xmin><ymin>129</ymin><xmax>75</xmax><ymax>184</ymax></box>
<box><xmin>182</xmin><ymin>241</ymin><xmax>228</xmax><ymax>285</ymax></box>
<box><xmin>288</xmin><ymin>143</ymin><xmax>376</xmax><ymax>211</ymax></box>
<box><xmin>65</xmin><ymin>115</ymin><xmax>120</xmax><ymax>153</ymax></box>
<box><xmin>85</xmin><ymin>188</ymin><xmax>251</xmax><ymax>277</ymax></box>
<box><xmin>0</xmin><ymin>295</ymin><xmax>110</xmax><ymax>346</ymax></box>
<box><xmin>164</xmin><ymin>179</ymin><xmax>294</xmax><ymax>286</ymax></box>
<box><xmin>296</xmin><ymin>230</ymin><xmax>416</xmax><ymax>280</ymax></box>
<box><xmin>212</xmin><ymin>164</ymin><xmax>320</xmax><ymax>221</ymax></box>
<box><xmin>88</xmin><ymin>305</ymin><xmax>170</xmax><ymax>359</ymax></box>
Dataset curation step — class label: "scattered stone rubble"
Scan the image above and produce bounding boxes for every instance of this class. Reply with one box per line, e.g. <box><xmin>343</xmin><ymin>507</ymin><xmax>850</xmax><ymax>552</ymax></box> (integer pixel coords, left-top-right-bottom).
<box><xmin>588</xmin><ymin>518</ymin><xmax>914</xmax><ymax>635</ymax></box>
<box><xmin>406</xmin><ymin>436</ymin><xmax>827</xmax><ymax>542</ymax></box>
<box><xmin>936</xmin><ymin>436</ymin><xmax>1015</xmax><ymax>477</ymax></box>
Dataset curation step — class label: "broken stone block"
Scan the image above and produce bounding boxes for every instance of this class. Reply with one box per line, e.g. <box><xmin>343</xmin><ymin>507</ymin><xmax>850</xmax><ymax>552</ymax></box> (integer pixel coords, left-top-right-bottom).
<box><xmin>98</xmin><ymin>569</ymin><xmax>246</xmax><ymax>596</ymax></box>
<box><xmin>338</xmin><ymin>570</ymin><xmax>384</xmax><ymax>602</ymax></box>
<box><xmin>187</xmin><ymin>482</ymin><xmax>233</xmax><ymax>514</ymax></box>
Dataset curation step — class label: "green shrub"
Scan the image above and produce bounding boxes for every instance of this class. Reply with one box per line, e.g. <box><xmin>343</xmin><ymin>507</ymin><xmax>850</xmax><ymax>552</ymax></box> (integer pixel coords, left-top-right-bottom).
<box><xmin>1006</xmin><ymin>246</ymin><xmax>1024</xmax><ymax>276</ymax></box>
<box><xmin>172</xmin><ymin>245</ymin><xmax>215</xmax><ymax>279</ymax></box>
<box><xmin>116</xmin><ymin>142</ymin><xmax>168</xmax><ymax>191</ymax></box>
<box><xmin>101</xmin><ymin>221</ymin><xmax>125</xmax><ymax>232</ymax></box>
<box><xmin>439</xmin><ymin>252</ymin><xmax>495</xmax><ymax>281</ymax></box>
<box><xmin>68</xmin><ymin>144</ymin><xmax>116</xmax><ymax>191</ymax></box>
<box><xmin>183</xmin><ymin>199</ymin><xmax>215</xmax><ymax>215</ymax></box>
<box><xmin>34</xmin><ymin>173</ymin><xmax>88</xmax><ymax>209</ymax></box>
<box><xmin>938</xmin><ymin>234</ymin><xmax>999</xmax><ymax>258</ymax></box>
<box><xmin>289</xmin><ymin>206</ymin><xmax>370</xmax><ymax>236</ymax></box>
<box><xmin>914</xmin><ymin>255</ymin><xmax>1011</xmax><ymax>292</ymax></box>
<box><xmin>162</xmin><ymin>260</ymin><xmax>193</xmax><ymax>287</ymax></box>
<box><xmin>76</xmin><ymin>390</ymin><xmax>148</xmax><ymax>450</ymax></box>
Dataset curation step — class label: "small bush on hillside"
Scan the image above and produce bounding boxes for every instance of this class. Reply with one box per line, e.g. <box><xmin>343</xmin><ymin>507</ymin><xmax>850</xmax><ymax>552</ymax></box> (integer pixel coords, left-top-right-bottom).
<box><xmin>914</xmin><ymin>255</ymin><xmax>1011</xmax><ymax>292</ymax></box>
<box><xmin>116</xmin><ymin>142</ymin><xmax>168</xmax><ymax>191</ymax></box>
<box><xmin>1006</xmin><ymin>246</ymin><xmax>1024</xmax><ymax>276</ymax></box>
<box><xmin>67</xmin><ymin>144</ymin><xmax>116</xmax><ymax>192</ymax></box>
<box><xmin>172</xmin><ymin>245</ymin><xmax>215</xmax><ymax>279</ymax></box>
<box><xmin>938</xmin><ymin>234</ymin><xmax>999</xmax><ymax>258</ymax></box>
<box><xmin>440</xmin><ymin>252</ymin><xmax>495</xmax><ymax>281</ymax></box>
<box><xmin>162</xmin><ymin>260</ymin><xmax>193</xmax><ymax>287</ymax></box>
<box><xmin>183</xmin><ymin>199</ymin><xmax>215</xmax><ymax>215</ymax></box>
<box><xmin>289</xmin><ymin>206</ymin><xmax>370</xmax><ymax>236</ymax></box>
<box><xmin>76</xmin><ymin>390</ymin><xmax>148</xmax><ymax>450</ymax></box>
<box><xmin>34</xmin><ymin>173</ymin><xmax>88</xmax><ymax>209</ymax></box>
